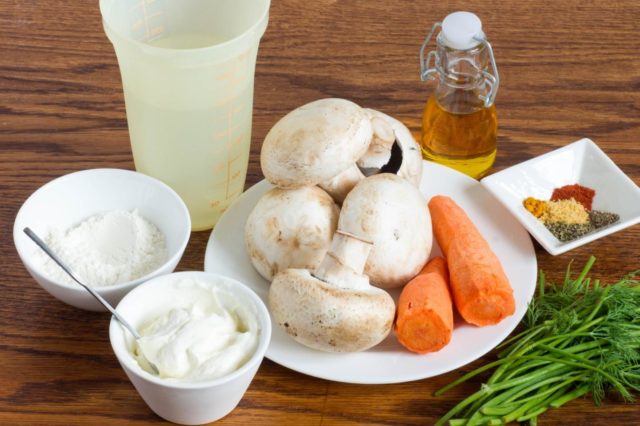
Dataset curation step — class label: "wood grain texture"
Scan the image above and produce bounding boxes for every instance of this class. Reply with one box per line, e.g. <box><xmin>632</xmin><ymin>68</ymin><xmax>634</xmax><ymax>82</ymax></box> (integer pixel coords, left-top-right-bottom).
<box><xmin>1</xmin><ymin>0</ymin><xmax>639</xmax><ymax>424</ymax></box>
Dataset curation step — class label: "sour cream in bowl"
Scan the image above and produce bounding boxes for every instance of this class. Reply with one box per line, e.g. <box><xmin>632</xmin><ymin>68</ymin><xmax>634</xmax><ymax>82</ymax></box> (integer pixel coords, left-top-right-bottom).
<box><xmin>109</xmin><ymin>272</ymin><xmax>271</xmax><ymax>425</ymax></box>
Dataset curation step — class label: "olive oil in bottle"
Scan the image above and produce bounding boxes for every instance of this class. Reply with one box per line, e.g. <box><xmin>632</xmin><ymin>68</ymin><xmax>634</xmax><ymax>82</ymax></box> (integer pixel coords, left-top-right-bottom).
<box><xmin>419</xmin><ymin>11</ymin><xmax>500</xmax><ymax>179</ymax></box>
<box><xmin>421</xmin><ymin>93</ymin><xmax>497</xmax><ymax>178</ymax></box>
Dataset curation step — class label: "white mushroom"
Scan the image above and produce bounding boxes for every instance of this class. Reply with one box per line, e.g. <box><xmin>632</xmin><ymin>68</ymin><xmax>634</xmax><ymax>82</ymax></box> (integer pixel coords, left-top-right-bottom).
<box><xmin>357</xmin><ymin>111</ymin><xmax>396</xmax><ymax>172</ymax></box>
<box><xmin>269</xmin><ymin>230</ymin><xmax>395</xmax><ymax>352</ymax></box>
<box><xmin>260</xmin><ymin>99</ymin><xmax>424</xmax><ymax>205</ymax></box>
<box><xmin>260</xmin><ymin>98</ymin><xmax>372</xmax><ymax>203</ymax></box>
<box><xmin>339</xmin><ymin>173</ymin><xmax>432</xmax><ymax>289</ymax></box>
<box><xmin>357</xmin><ymin>109</ymin><xmax>423</xmax><ymax>187</ymax></box>
<box><xmin>244</xmin><ymin>186</ymin><xmax>339</xmax><ymax>281</ymax></box>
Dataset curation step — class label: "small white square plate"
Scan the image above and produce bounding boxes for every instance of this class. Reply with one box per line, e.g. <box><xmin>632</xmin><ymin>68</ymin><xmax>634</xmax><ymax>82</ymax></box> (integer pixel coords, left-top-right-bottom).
<box><xmin>481</xmin><ymin>138</ymin><xmax>640</xmax><ymax>255</ymax></box>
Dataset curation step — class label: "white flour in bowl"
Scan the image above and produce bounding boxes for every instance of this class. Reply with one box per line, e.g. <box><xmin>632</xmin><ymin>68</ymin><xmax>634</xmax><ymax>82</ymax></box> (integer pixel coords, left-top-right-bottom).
<box><xmin>34</xmin><ymin>209</ymin><xmax>167</xmax><ymax>287</ymax></box>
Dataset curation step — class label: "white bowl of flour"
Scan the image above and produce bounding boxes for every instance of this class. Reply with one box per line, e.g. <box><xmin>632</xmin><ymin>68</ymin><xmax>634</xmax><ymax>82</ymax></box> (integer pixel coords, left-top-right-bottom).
<box><xmin>13</xmin><ymin>168</ymin><xmax>191</xmax><ymax>311</ymax></box>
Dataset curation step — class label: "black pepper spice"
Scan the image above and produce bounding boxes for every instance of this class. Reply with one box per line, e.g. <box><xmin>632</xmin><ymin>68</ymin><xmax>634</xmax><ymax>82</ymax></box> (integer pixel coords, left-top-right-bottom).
<box><xmin>544</xmin><ymin>222</ymin><xmax>594</xmax><ymax>242</ymax></box>
<box><xmin>589</xmin><ymin>211</ymin><xmax>620</xmax><ymax>229</ymax></box>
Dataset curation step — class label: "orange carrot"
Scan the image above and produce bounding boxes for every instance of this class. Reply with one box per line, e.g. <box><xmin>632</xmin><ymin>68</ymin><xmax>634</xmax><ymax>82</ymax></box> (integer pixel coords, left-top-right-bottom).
<box><xmin>428</xmin><ymin>195</ymin><xmax>515</xmax><ymax>327</ymax></box>
<box><xmin>395</xmin><ymin>256</ymin><xmax>453</xmax><ymax>354</ymax></box>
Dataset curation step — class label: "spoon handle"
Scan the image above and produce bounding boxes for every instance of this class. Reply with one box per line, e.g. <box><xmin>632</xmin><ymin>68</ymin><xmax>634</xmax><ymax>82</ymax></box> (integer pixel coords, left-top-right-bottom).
<box><xmin>23</xmin><ymin>227</ymin><xmax>141</xmax><ymax>340</ymax></box>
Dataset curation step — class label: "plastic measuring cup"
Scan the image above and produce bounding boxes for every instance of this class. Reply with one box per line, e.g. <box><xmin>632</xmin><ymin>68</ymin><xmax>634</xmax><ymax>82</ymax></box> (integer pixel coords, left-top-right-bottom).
<box><xmin>100</xmin><ymin>0</ymin><xmax>270</xmax><ymax>231</ymax></box>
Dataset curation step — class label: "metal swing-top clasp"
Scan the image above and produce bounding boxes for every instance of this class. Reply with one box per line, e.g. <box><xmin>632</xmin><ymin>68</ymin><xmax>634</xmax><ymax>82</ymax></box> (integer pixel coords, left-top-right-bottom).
<box><xmin>419</xmin><ymin>22</ymin><xmax>442</xmax><ymax>82</ymax></box>
<box><xmin>419</xmin><ymin>15</ymin><xmax>500</xmax><ymax>108</ymax></box>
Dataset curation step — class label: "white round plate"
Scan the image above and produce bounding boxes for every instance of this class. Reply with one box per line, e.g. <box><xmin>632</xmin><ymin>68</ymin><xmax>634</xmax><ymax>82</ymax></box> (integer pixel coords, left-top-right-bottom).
<box><xmin>204</xmin><ymin>161</ymin><xmax>537</xmax><ymax>384</ymax></box>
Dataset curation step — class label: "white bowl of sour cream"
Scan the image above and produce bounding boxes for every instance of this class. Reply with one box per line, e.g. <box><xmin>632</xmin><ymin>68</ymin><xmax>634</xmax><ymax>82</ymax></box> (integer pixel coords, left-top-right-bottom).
<box><xmin>109</xmin><ymin>271</ymin><xmax>271</xmax><ymax>425</ymax></box>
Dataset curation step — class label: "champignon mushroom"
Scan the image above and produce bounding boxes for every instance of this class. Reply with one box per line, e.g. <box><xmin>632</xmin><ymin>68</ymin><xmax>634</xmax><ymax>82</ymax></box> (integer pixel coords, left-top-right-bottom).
<box><xmin>261</xmin><ymin>100</ymin><xmax>424</xmax><ymax>204</ymax></box>
<box><xmin>339</xmin><ymin>173</ymin><xmax>432</xmax><ymax>289</ymax></box>
<box><xmin>357</xmin><ymin>109</ymin><xmax>423</xmax><ymax>187</ymax></box>
<box><xmin>357</xmin><ymin>110</ymin><xmax>396</xmax><ymax>172</ymax></box>
<box><xmin>244</xmin><ymin>186</ymin><xmax>339</xmax><ymax>281</ymax></box>
<box><xmin>260</xmin><ymin>98</ymin><xmax>372</xmax><ymax>203</ymax></box>
<box><xmin>269</xmin><ymin>230</ymin><xmax>395</xmax><ymax>352</ymax></box>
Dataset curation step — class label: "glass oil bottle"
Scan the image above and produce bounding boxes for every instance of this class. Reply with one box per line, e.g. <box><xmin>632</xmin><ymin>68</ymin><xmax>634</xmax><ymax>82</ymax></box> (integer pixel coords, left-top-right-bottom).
<box><xmin>419</xmin><ymin>12</ymin><xmax>499</xmax><ymax>179</ymax></box>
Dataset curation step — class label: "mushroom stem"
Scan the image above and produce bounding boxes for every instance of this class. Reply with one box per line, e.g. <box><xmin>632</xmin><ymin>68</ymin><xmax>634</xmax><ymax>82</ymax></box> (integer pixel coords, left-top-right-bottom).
<box><xmin>319</xmin><ymin>164</ymin><xmax>365</xmax><ymax>204</ymax></box>
<box><xmin>312</xmin><ymin>230</ymin><xmax>372</xmax><ymax>290</ymax></box>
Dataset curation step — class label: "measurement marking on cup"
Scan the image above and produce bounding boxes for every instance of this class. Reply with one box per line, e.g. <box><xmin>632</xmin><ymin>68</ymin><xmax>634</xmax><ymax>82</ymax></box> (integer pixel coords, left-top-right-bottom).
<box><xmin>132</xmin><ymin>19</ymin><xmax>144</xmax><ymax>31</ymax></box>
<box><xmin>150</xmin><ymin>26</ymin><xmax>163</xmax><ymax>38</ymax></box>
<box><xmin>130</xmin><ymin>0</ymin><xmax>164</xmax><ymax>42</ymax></box>
<box><xmin>225</xmin><ymin>108</ymin><xmax>232</xmax><ymax>199</ymax></box>
<box><xmin>214</xmin><ymin>113</ymin><xmax>246</xmax><ymax>138</ymax></box>
<box><xmin>214</xmin><ymin>126</ymin><xmax>242</xmax><ymax>140</ymax></box>
<box><xmin>216</xmin><ymin>70</ymin><xmax>236</xmax><ymax>81</ymax></box>
<box><xmin>140</xmin><ymin>0</ymin><xmax>150</xmax><ymax>40</ymax></box>
<box><xmin>215</xmin><ymin>90</ymin><xmax>243</xmax><ymax>108</ymax></box>
<box><xmin>209</xmin><ymin>93</ymin><xmax>247</xmax><ymax>213</ymax></box>
<box><xmin>216</xmin><ymin>71</ymin><xmax>247</xmax><ymax>86</ymax></box>
<box><xmin>209</xmin><ymin>184</ymin><xmax>242</xmax><ymax>209</ymax></box>
<box><xmin>207</xmin><ymin>95</ymin><xmax>247</xmax><ymax>215</ymax></box>
<box><xmin>205</xmin><ymin>53</ymin><xmax>252</xmax><ymax>215</ymax></box>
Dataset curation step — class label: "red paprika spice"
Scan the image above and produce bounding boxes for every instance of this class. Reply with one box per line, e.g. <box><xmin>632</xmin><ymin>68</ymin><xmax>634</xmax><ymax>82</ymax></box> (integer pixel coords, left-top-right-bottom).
<box><xmin>550</xmin><ymin>184</ymin><xmax>595</xmax><ymax>211</ymax></box>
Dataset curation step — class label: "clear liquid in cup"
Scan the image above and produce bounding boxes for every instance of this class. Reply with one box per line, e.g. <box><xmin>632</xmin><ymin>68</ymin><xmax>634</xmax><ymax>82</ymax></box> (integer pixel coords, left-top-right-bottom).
<box><xmin>101</xmin><ymin>0</ymin><xmax>269</xmax><ymax>231</ymax></box>
<box><xmin>124</xmin><ymin>34</ymin><xmax>254</xmax><ymax>231</ymax></box>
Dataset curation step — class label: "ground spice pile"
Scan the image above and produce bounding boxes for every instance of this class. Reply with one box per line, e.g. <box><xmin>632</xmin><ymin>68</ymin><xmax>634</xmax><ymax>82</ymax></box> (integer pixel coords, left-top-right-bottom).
<box><xmin>523</xmin><ymin>183</ymin><xmax>619</xmax><ymax>242</ymax></box>
<box><xmin>551</xmin><ymin>183</ymin><xmax>596</xmax><ymax>210</ymax></box>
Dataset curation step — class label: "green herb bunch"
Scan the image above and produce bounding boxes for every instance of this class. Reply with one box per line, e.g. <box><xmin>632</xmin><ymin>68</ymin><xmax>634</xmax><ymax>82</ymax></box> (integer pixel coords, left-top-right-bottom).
<box><xmin>435</xmin><ymin>256</ymin><xmax>640</xmax><ymax>426</ymax></box>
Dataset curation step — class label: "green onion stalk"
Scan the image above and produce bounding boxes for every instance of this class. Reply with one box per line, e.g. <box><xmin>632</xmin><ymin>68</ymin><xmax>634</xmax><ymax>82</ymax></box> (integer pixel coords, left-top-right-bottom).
<box><xmin>435</xmin><ymin>256</ymin><xmax>640</xmax><ymax>426</ymax></box>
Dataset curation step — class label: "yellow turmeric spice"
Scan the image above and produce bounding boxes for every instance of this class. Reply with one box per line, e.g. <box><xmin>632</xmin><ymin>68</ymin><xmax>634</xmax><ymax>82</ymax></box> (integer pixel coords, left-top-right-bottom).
<box><xmin>523</xmin><ymin>197</ymin><xmax>547</xmax><ymax>218</ymax></box>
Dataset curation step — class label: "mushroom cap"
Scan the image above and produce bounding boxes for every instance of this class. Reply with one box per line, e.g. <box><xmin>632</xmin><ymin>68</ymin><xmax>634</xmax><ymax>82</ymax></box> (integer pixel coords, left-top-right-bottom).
<box><xmin>364</xmin><ymin>108</ymin><xmax>423</xmax><ymax>187</ymax></box>
<box><xmin>339</xmin><ymin>173</ymin><xmax>432</xmax><ymax>289</ymax></box>
<box><xmin>244</xmin><ymin>186</ymin><xmax>339</xmax><ymax>281</ymax></box>
<box><xmin>357</xmin><ymin>110</ymin><xmax>396</xmax><ymax>170</ymax></box>
<box><xmin>261</xmin><ymin>98</ymin><xmax>373</xmax><ymax>188</ymax></box>
<box><xmin>318</xmin><ymin>164</ymin><xmax>365</xmax><ymax>205</ymax></box>
<box><xmin>268</xmin><ymin>269</ymin><xmax>395</xmax><ymax>352</ymax></box>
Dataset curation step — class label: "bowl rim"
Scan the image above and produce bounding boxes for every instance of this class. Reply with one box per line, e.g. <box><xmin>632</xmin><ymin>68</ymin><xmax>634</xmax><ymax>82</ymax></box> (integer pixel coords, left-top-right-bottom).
<box><xmin>109</xmin><ymin>271</ymin><xmax>272</xmax><ymax>389</ymax></box>
<box><xmin>13</xmin><ymin>167</ymin><xmax>191</xmax><ymax>294</ymax></box>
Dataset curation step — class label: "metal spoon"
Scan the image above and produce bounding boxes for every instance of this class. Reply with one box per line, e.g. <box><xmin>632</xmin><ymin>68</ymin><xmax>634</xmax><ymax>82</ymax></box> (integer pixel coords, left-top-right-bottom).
<box><xmin>23</xmin><ymin>227</ymin><xmax>160</xmax><ymax>375</ymax></box>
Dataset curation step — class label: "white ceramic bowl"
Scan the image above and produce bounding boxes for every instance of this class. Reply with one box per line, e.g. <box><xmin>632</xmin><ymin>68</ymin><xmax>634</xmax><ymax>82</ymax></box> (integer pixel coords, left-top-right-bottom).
<box><xmin>481</xmin><ymin>138</ymin><xmax>640</xmax><ymax>255</ymax></box>
<box><xmin>13</xmin><ymin>168</ymin><xmax>191</xmax><ymax>311</ymax></box>
<box><xmin>109</xmin><ymin>271</ymin><xmax>271</xmax><ymax>425</ymax></box>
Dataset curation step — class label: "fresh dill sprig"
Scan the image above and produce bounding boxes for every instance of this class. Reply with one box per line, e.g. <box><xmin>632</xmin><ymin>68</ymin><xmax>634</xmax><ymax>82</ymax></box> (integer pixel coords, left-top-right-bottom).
<box><xmin>435</xmin><ymin>256</ymin><xmax>640</xmax><ymax>426</ymax></box>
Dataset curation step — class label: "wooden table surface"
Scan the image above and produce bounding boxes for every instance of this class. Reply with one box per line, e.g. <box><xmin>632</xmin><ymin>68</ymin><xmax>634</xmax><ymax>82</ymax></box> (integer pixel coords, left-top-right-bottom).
<box><xmin>2</xmin><ymin>0</ymin><xmax>639</xmax><ymax>424</ymax></box>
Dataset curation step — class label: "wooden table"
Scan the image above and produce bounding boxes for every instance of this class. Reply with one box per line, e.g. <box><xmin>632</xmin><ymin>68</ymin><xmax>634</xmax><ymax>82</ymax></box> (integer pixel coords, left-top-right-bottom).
<box><xmin>2</xmin><ymin>1</ymin><xmax>639</xmax><ymax>424</ymax></box>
